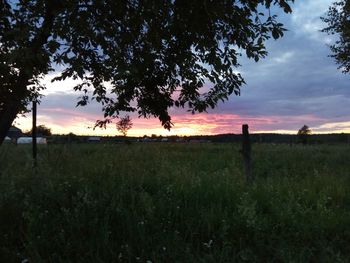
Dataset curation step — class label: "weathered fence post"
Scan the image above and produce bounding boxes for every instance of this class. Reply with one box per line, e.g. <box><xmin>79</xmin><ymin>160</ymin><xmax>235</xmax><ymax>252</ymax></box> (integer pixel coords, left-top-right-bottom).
<box><xmin>32</xmin><ymin>100</ymin><xmax>37</xmax><ymax>168</ymax></box>
<box><xmin>242</xmin><ymin>124</ymin><xmax>253</xmax><ymax>184</ymax></box>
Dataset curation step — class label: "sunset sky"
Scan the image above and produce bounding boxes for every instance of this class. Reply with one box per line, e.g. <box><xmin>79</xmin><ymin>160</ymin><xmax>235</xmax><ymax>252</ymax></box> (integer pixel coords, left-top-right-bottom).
<box><xmin>15</xmin><ymin>0</ymin><xmax>350</xmax><ymax>137</ymax></box>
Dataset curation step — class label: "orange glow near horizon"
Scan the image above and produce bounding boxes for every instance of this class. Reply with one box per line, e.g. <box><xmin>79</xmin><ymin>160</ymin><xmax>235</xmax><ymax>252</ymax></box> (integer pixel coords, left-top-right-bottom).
<box><xmin>13</xmin><ymin>109</ymin><xmax>350</xmax><ymax>136</ymax></box>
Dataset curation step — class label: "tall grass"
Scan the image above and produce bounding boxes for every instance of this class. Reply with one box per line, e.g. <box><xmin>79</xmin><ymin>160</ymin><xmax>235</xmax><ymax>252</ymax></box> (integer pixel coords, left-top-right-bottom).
<box><xmin>1</xmin><ymin>143</ymin><xmax>350</xmax><ymax>262</ymax></box>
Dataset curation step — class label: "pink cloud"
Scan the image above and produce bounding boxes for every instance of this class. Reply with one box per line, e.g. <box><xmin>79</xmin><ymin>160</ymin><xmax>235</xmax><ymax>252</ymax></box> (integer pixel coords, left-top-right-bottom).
<box><xmin>16</xmin><ymin>104</ymin><xmax>334</xmax><ymax>136</ymax></box>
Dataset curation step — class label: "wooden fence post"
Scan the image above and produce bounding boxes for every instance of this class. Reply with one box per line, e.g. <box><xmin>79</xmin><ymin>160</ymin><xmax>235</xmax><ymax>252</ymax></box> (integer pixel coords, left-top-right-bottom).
<box><xmin>242</xmin><ymin>124</ymin><xmax>253</xmax><ymax>184</ymax></box>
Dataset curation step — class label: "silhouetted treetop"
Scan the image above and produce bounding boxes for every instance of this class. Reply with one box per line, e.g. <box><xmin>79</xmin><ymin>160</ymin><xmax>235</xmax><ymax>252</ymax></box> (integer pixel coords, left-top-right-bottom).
<box><xmin>298</xmin><ymin>125</ymin><xmax>311</xmax><ymax>145</ymax></box>
<box><xmin>116</xmin><ymin>115</ymin><xmax>133</xmax><ymax>137</ymax></box>
<box><xmin>0</xmin><ymin>0</ymin><xmax>294</xmax><ymax>144</ymax></box>
<box><xmin>28</xmin><ymin>125</ymin><xmax>52</xmax><ymax>136</ymax></box>
<box><xmin>298</xmin><ymin>125</ymin><xmax>311</xmax><ymax>135</ymax></box>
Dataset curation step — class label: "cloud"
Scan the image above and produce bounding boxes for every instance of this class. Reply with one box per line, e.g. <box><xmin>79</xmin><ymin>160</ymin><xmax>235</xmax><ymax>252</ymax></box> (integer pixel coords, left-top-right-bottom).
<box><xmin>15</xmin><ymin>97</ymin><xmax>337</xmax><ymax>136</ymax></box>
<box><xmin>272</xmin><ymin>51</ymin><xmax>295</xmax><ymax>64</ymax></box>
<box><xmin>40</xmin><ymin>72</ymin><xmax>80</xmax><ymax>95</ymax></box>
<box><xmin>313</xmin><ymin>121</ymin><xmax>350</xmax><ymax>133</ymax></box>
<box><xmin>291</xmin><ymin>0</ymin><xmax>334</xmax><ymax>43</ymax></box>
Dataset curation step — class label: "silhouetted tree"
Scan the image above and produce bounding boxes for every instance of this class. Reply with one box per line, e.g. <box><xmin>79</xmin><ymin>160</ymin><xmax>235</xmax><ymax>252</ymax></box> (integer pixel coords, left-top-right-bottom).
<box><xmin>322</xmin><ymin>0</ymin><xmax>350</xmax><ymax>73</ymax></box>
<box><xmin>298</xmin><ymin>125</ymin><xmax>311</xmax><ymax>145</ymax></box>
<box><xmin>29</xmin><ymin>125</ymin><xmax>52</xmax><ymax>136</ymax></box>
<box><xmin>67</xmin><ymin>132</ymin><xmax>78</xmax><ymax>143</ymax></box>
<box><xmin>116</xmin><ymin>116</ymin><xmax>133</xmax><ymax>137</ymax></box>
<box><xmin>0</xmin><ymin>0</ymin><xmax>294</xmax><ymax>145</ymax></box>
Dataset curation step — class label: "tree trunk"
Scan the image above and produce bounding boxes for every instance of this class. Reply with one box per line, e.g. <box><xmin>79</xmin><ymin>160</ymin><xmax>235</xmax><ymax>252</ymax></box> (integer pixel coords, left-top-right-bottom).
<box><xmin>0</xmin><ymin>1</ymin><xmax>58</xmax><ymax>146</ymax></box>
<box><xmin>0</xmin><ymin>97</ymin><xmax>25</xmax><ymax>145</ymax></box>
<box><xmin>0</xmin><ymin>65</ymin><xmax>31</xmax><ymax>145</ymax></box>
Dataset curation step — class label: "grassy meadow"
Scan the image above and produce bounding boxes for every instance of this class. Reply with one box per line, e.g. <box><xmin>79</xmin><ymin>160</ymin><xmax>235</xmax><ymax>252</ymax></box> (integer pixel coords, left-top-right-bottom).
<box><xmin>0</xmin><ymin>142</ymin><xmax>350</xmax><ymax>262</ymax></box>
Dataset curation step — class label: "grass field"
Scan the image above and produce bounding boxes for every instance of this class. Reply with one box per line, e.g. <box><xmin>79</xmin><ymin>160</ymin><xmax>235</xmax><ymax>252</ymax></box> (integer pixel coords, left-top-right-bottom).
<box><xmin>1</xmin><ymin>143</ymin><xmax>350</xmax><ymax>262</ymax></box>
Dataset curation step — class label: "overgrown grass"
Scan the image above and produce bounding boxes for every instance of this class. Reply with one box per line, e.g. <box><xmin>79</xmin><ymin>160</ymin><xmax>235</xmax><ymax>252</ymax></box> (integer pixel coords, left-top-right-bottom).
<box><xmin>1</xmin><ymin>143</ymin><xmax>350</xmax><ymax>262</ymax></box>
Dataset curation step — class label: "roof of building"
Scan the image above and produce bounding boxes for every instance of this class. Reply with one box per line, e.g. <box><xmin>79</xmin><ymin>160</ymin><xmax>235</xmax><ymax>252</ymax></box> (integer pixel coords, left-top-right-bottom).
<box><xmin>7</xmin><ymin>126</ymin><xmax>23</xmax><ymax>139</ymax></box>
<box><xmin>88</xmin><ymin>136</ymin><xmax>101</xmax><ymax>141</ymax></box>
<box><xmin>9</xmin><ymin>126</ymin><xmax>21</xmax><ymax>132</ymax></box>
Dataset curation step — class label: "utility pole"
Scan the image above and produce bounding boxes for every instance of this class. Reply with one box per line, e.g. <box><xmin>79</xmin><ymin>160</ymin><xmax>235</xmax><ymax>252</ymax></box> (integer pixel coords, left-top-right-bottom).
<box><xmin>32</xmin><ymin>99</ymin><xmax>37</xmax><ymax>168</ymax></box>
<box><xmin>242</xmin><ymin>124</ymin><xmax>253</xmax><ymax>184</ymax></box>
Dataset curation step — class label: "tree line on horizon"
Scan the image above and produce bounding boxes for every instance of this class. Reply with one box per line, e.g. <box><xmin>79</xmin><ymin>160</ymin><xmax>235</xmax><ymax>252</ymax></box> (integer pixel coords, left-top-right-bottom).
<box><xmin>6</xmin><ymin>124</ymin><xmax>350</xmax><ymax>145</ymax></box>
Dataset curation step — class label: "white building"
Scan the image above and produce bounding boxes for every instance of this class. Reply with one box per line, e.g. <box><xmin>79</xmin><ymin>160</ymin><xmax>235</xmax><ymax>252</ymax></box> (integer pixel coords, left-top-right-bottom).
<box><xmin>17</xmin><ymin>137</ymin><xmax>47</xmax><ymax>144</ymax></box>
<box><xmin>88</xmin><ymin>136</ymin><xmax>101</xmax><ymax>142</ymax></box>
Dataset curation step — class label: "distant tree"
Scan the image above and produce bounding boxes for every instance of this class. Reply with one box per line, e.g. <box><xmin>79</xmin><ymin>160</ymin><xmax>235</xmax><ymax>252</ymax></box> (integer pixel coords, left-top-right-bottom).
<box><xmin>34</xmin><ymin>125</ymin><xmax>52</xmax><ymax>136</ymax></box>
<box><xmin>0</xmin><ymin>0</ymin><xmax>294</xmax><ymax>145</ymax></box>
<box><xmin>322</xmin><ymin>0</ymin><xmax>350</xmax><ymax>73</ymax></box>
<box><xmin>297</xmin><ymin>125</ymin><xmax>311</xmax><ymax>145</ymax></box>
<box><xmin>26</xmin><ymin>125</ymin><xmax>52</xmax><ymax>136</ymax></box>
<box><xmin>116</xmin><ymin>116</ymin><xmax>133</xmax><ymax>137</ymax></box>
<box><xmin>66</xmin><ymin>132</ymin><xmax>79</xmax><ymax>143</ymax></box>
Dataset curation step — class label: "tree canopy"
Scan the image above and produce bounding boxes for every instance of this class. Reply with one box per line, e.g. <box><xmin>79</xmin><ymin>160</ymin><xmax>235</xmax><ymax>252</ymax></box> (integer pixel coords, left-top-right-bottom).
<box><xmin>322</xmin><ymin>0</ymin><xmax>350</xmax><ymax>73</ymax></box>
<box><xmin>0</xmin><ymin>0</ymin><xmax>294</xmax><ymax>144</ymax></box>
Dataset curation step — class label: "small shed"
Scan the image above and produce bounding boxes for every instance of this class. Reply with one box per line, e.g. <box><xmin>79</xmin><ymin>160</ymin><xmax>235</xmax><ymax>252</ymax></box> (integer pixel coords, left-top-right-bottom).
<box><xmin>7</xmin><ymin>126</ymin><xmax>23</xmax><ymax>140</ymax></box>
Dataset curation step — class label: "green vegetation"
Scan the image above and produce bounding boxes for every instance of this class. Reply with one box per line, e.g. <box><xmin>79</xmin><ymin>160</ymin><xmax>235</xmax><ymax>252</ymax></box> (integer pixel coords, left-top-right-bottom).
<box><xmin>1</xmin><ymin>143</ymin><xmax>350</xmax><ymax>262</ymax></box>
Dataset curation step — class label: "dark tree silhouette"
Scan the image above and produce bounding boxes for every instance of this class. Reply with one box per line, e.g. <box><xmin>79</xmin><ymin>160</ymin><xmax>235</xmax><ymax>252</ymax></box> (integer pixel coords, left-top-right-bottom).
<box><xmin>322</xmin><ymin>0</ymin><xmax>350</xmax><ymax>73</ymax></box>
<box><xmin>297</xmin><ymin>125</ymin><xmax>311</xmax><ymax>145</ymax></box>
<box><xmin>116</xmin><ymin>116</ymin><xmax>133</xmax><ymax>137</ymax></box>
<box><xmin>0</xmin><ymin>0</ymin><xmax>294</xmax><ymax>145</ymax></box>
<box><xmin>28</xmin><ymin>125</ymin><xmax>52</xmax><ymax>136</ymax></box>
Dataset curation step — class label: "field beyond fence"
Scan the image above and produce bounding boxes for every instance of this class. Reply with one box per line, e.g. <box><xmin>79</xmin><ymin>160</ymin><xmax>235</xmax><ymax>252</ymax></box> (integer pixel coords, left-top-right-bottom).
<box><xmin>1</xmin><ymin>143</ymin><xmax>350</xmax><ymax>262</ymax></box>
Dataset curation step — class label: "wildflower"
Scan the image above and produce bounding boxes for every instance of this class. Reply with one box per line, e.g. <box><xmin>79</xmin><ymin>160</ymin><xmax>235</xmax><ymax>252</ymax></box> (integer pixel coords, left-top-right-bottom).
<box><xmin>203</xmin><ymin>240</ymin><xmax>213</xmax><ymax>248</ymax></box>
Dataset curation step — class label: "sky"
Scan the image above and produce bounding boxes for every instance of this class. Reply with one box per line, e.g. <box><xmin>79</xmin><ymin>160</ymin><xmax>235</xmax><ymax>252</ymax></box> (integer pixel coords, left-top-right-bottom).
<box><xmin>15</xmin><ymin>0</ymin><xmax>350</xmax><ymax>136</ymax></box>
